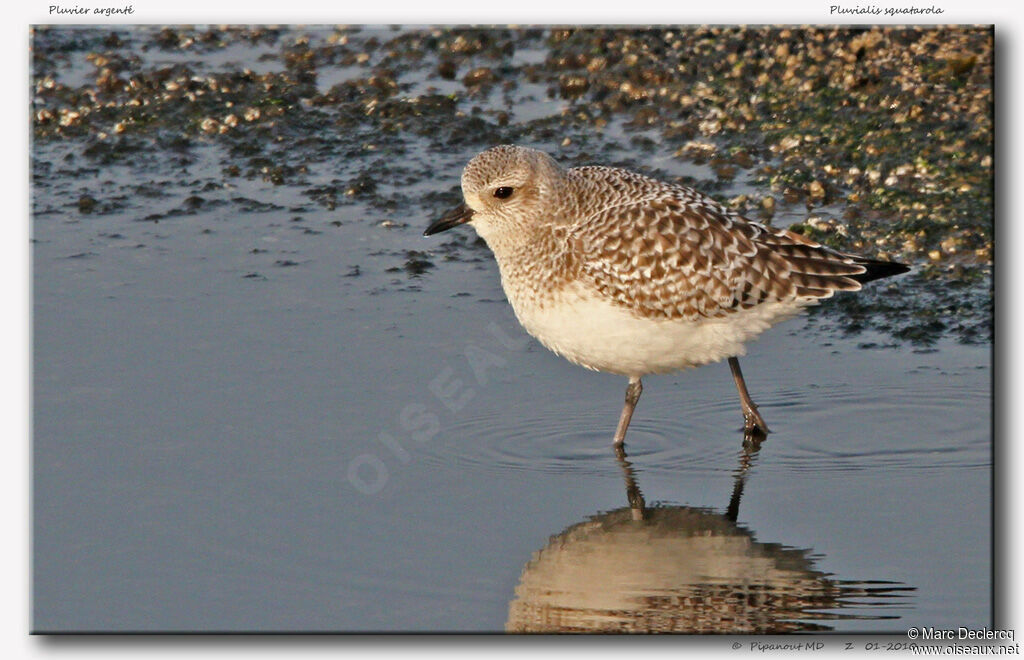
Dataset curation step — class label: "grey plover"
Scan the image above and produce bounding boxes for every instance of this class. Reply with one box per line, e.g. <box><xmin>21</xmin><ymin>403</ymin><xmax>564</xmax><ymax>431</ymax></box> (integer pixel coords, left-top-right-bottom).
<box><xmin>425</xmin><ymin>145</ymin><xmax>909</xmax><ymax>444</ymax></box>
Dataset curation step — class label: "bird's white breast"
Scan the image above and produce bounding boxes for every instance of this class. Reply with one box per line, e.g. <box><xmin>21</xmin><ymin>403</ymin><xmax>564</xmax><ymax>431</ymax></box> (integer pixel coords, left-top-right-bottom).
<box><xmin>506</xmin><ymin>280</ymin><xmax>804</xmax><ymax>378</ymax></box>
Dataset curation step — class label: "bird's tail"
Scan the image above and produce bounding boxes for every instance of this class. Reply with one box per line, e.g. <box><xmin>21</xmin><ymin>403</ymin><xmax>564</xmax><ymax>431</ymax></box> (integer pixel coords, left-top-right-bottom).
<box><xmin>848</xmin><ymin>257</ymin><xmax>911</xmax><ymax>284</ymax></box>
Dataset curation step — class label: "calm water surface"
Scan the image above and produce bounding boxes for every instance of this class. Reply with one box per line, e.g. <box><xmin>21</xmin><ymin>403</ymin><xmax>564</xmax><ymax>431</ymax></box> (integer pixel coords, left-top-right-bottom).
<box><xmin>32</xmin><ymin>189</ymin><xmax>991</xmax><ymax>631</ymax></box>
<box><xmin>31</xmin><ymin>26</ymin><xmax>991</xmax><ymax>633</ymax></box>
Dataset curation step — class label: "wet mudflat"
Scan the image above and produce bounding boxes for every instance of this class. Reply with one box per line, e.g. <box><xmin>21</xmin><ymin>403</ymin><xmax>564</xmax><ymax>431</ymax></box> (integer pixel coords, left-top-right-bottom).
<box><xmin>32</xmin><ymin>25</ymin><xmax>991</xmax><ymax>632</ymax></box>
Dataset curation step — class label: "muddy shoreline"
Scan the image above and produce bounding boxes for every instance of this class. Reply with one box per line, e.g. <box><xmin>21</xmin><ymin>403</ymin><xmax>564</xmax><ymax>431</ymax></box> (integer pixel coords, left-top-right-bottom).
<box><xmin>31</xmin><ymin>25</ymin><xmax>993</xmax><ymax>345</ymax></box>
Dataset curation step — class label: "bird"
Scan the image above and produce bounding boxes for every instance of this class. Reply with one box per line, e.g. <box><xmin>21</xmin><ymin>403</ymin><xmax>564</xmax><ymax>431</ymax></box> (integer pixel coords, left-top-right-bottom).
<box><xmin>424</xmin><ymin>145</ymin><xmax>909</xmax><ymax>445</ymax></box>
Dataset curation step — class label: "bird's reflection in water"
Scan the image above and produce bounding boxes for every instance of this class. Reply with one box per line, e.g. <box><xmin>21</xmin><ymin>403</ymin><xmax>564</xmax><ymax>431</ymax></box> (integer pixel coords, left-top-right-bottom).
<box><xmin>506</xmin><ymin>435</ymin><xmax>914</xmax><ymax>634</ymax></box>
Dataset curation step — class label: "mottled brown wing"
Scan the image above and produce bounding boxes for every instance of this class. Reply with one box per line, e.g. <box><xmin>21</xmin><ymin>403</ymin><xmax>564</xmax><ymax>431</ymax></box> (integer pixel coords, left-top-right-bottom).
<box><xmin>567</xmin><ymin>195</ymin><xmax>869</xmax><ymax>321</ymax></box>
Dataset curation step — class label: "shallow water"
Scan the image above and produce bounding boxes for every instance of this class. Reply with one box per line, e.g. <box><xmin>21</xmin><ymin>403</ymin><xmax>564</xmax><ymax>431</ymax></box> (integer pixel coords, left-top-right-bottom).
<box><xmin>31</xmin><ymin>25</ymin><xmax>991</xmax><ymax>633</ymax></box>
<box><xmin>30</xmin><ymin>185</ymin><xmax>992</xmax><ymax>631</ymax></box>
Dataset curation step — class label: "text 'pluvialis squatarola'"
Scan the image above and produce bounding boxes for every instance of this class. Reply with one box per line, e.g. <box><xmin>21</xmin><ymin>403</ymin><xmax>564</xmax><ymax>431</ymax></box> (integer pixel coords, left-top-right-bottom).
<box><xmin>425</xmin><ymin>145</ymin><xmax>909</xmax><ymax>444</ymax></box>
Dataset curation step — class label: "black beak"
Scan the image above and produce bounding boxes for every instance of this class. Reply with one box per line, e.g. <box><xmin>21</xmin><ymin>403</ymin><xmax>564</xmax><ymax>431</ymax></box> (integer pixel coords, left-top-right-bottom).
<box><xmin>424</xmin><ymin>203</ymin><xmax>474</xmax><ymax>236</ymax></box>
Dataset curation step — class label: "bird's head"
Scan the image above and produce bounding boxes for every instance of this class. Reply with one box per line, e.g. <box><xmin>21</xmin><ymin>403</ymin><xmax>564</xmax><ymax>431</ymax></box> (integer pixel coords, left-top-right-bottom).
<box><xmin>424</xmin><ymin>145</ymin><xmax>566</xmax><ymax>244</ymax></box>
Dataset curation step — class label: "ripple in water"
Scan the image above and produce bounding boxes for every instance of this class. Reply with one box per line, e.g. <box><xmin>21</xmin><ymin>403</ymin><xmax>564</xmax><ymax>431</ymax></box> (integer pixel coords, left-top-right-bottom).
<box><xmin>420</xmin><ymin>376</ymin><xmax>988</xmax><ymax>477</ymax></box>
<box><xmin>420</xmin><ymin>393</ymin><xmax>753</xmax><ymax>477</ymax></box>
<box><xmin>763</xmin><ymin>380</ymin><xmax>989</xmax><ymax>474</ymax></box>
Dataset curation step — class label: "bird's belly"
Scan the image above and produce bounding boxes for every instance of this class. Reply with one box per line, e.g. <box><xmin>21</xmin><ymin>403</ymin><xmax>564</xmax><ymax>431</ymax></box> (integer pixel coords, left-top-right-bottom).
<box><xmin>509</xmin><ymin>283</ymin><xmax>802</xmax><ymax>377</ymax></box>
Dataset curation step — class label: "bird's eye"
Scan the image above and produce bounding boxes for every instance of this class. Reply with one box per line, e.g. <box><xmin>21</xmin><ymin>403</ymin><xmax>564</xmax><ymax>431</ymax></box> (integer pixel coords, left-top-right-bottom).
<box><xmin>493</xmin><ymin>186</ymin><xmax>514</xmax><ymax>199</ymax></box>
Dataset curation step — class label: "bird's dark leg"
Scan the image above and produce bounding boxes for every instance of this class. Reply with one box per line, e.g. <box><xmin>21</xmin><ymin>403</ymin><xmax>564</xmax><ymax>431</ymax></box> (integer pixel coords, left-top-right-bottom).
<box><xmin>612</xmin><ymin>376</ymin><xmax>643</xmax><ymax>446</ymax></box>
<box><xmin>728</xmin><ymin>357</ymin><xmax>770</xmax><ymax>436</ymax></box>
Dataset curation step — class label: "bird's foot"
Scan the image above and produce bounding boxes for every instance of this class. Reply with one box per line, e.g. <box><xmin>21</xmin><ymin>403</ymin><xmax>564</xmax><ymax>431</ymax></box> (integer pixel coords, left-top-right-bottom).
<box><xmin>742</xmin><ymin>426</ymin><xmax>767</xmax><ymax>448</ymax></box>
<box><xmin>742</xmin><ymin>406</ymin><xmax>770</xmax><ymax>437</ymax></box>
